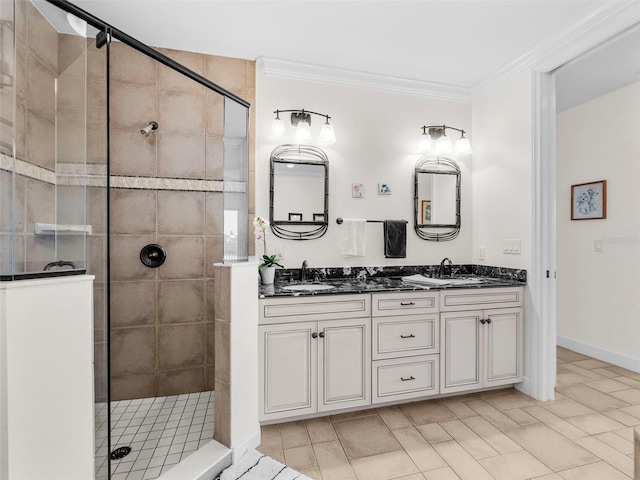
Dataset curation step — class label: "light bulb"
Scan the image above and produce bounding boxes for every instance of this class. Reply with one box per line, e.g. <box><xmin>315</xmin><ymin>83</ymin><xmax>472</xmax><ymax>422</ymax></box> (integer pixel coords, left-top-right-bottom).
<box><xmin>436</xmin><ymin>135</ymin><xmax>453</xmax><ymax>154</ymax></box>
<box><xmin>67</xmin><ymin>13</ymin><xmax>87</xmax><ymax>37</ymax></box>
<box><xmin>271</xmin><ymin>116</ymin><xmax>285</xmax><ymax>138</ymax></box>
<box><xmin>319</xmin><ymin>121</ymin><xmax>336</xmax><ymax>145</ymax></box>
<box><xmin>455</xmin><ymin>136</ymin><xmax>472</xmax><ymax>155</ymax></box>
<box><xmin>295</xmin><ymin>119</ymin><xmax>312</xmax><ymax>142</ymax></box>
<box><xmin>418</xmin><ymin>133</ymin><xmax>434</xmax><ymax>153</ymax></box>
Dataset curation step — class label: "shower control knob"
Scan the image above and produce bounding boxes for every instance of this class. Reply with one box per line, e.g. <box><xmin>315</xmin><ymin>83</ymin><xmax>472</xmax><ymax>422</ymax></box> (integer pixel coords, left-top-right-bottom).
<box><xmin>140</xmin><ymin>244</ymin><xmax>166</xmax><ymax>268</ymax></box>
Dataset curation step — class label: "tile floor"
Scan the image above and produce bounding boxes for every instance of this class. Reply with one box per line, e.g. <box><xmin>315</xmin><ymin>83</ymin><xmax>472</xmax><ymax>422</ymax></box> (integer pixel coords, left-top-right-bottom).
<box><xmin>97</xmin><ymin>391</ymin><xmax>215</xmax><ymax>480</ymax></box>
<box><xmin>257</xmin><ymin>347</ymin><xmax>639</xmax><ymax>480</ymax></box>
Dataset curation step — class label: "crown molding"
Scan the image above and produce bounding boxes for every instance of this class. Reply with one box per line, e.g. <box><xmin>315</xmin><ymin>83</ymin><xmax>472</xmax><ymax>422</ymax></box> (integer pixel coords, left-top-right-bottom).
<box><xmin>472</xmin><ymin>1</ymin><xmax>640</xmax><ymax>100</ymax></box>
<box><xmin>258</xmin><ymin>57</ymin><xmax>471</xmax><ymax>103</ymax></box>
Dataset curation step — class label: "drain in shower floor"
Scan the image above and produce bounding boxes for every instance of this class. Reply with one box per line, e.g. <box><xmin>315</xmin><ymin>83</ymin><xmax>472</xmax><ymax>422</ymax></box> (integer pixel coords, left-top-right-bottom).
<box><xmin>110</xmin><ymin>446</ymin><xmax>132</xmax><ymax>460</ymax></box>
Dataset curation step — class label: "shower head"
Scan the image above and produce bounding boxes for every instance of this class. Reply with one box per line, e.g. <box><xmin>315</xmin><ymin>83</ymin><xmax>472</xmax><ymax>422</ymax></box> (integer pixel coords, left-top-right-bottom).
<box><xmin>141</xmin><ymin>121</ymin><xmax>158</xmax><ymax>137</ymax></box>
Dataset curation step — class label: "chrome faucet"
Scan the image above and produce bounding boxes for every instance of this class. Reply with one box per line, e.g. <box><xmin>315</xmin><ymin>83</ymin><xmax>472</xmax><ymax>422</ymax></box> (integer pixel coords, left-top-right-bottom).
<box><xmin>438</xmin><ymin>257</ymin><xmax>453</xmax><ymax>278</ymax></box>
<box><xmin>301</xmin><ymin>260</ymin><xmax>308</xmax><ymax>282</ymax></box>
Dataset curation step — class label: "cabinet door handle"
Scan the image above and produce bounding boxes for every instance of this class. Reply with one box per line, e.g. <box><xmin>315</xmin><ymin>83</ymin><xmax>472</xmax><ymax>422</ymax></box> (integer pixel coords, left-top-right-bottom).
<box><xmin>400</xmin><ymin>334</ymin><xmax>416</xmax><ymax>339</ymax></box>
<box><xmin>401</xmin><ymin>376</ymin><xmax>416</xmax><ymax>381</ymax></box>
<box><xmin>311</xmin><ymin>332</ymin><xmax>318</xmax><ymax>338</ymax></box>
<box><xmin>479</xmin><ymin>319</ymin><xmax>486</xmax><ymax>324</ymax></box>
<box><xmin>400</xmin><ymin>302</ymin><xmax>415</xmax><ymax>306</ymax></box>
<box><xmin>486</xmin><ymin>318</ymin><xmax>492</xmax><ymax>324</ymax></box>
<box><xmin>319</xmin><ymin>331</ymin><xmax>325</xmax><ymax>338</ymax></box>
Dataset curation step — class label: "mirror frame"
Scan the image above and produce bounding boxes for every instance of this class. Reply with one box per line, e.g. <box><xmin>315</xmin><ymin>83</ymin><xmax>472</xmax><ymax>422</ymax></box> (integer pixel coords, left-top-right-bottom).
<box><xmin>414</xmin><ymin>155</ymin><xmax>461</xmax><ymax>241</ymax></box>
<box><xmin>269</xmin><ymin>144</ymin><xmax>329</xmax><ymax>240</ymax></box>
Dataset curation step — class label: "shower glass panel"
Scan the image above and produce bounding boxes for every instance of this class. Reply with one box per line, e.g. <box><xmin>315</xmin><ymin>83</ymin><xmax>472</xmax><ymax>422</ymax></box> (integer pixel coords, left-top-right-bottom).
<box><xmin>223</xmin><ymin>98</ymin><xmax>249</xmax><ymax>262</ymax></box>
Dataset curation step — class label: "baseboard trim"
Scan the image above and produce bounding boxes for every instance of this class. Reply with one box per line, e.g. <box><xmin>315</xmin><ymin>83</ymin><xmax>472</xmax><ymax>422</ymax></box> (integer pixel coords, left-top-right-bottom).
<box><xmin>232</xmin><ymin>428</ymin><xmax>261</xmax><ymax>463</ymax></box>
<box><xmin>515</xmin><ymin>376</ymin><xmax>534</xmax><ymax>398</ymax></box>
<box><xmin>557</xmin><ymin>336</ymin><xmax>640</xmax><ymax>373</ymax></box>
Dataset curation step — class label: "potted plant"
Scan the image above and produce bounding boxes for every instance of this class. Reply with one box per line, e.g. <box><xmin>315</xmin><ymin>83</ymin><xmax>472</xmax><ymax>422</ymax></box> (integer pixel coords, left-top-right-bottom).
<box><xmin>254</xmin><ymin>217</ymin><xmax>282</xmax><ymax>285</ymax></box>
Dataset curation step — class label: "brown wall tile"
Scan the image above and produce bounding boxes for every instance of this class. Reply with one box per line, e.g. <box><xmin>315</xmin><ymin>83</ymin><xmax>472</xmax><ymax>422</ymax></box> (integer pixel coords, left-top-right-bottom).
<box><xmin>111</xmin><ymin>372</ymin><xmax>156</xmax><ymax>401</ymax></box>
<box><xmin>205</xmin><ymin>92</ymin><xmax>224</xmax><ymax>137</ymax></box>
<box><xmin>157</xmin><ymin>133</ymin><xmax>205</xmax><ymax>179</ymax></box>
<box><xmin>110</xmin><ymin>130</ymin><xmax>157</xmax><ymax>176</ymax></box>
<box><xmin>157</xmin><ymin>191</ymin><xmax>204</xmax><ymax>235</ymax></box>
<box><xmin>158</xmin><ymin>323</ymin><xmax>205</xmax><ymax>370</ymax></box>
<box><xmin>205</xmin><ymin>135</ymin><xmax>224</xmax><ymax>180</ymax></box>
<box><xmin>25</xmin><ymin>178</ymin><xmax>54</xmax><ymax>231</ymax></box>
<box><xmin>157</xmin><ymin>367</ymin><xmax>205</xmax><ymax>397</ymax></box>
<box><xmin>111</xmin><ymin>326</ymin><xmax>156</xmax><ymax>375</ymax></box>
<box><xmin>158</xmin><ymin>90</ymin><xmax>205</xmax><ymax>135</ymax></box>
<box><xmin>111</xmin><ymin>281</ymin><xmax>157</xmax><ymax>328</ymax></box>
<box><xmin>214</xmin><ymin>319</ymin><xmax>229</xmax><ymax>384</ymax></box>
<box><xmin>158</xmin><ymin>280</ymin><xmax>205</xmax><ymax>324</ymax></box>
<box><xmin>206</xmin><ymin>321</ymin><xmax>215</xmax><ymax>366</ymax></box>
<box><xmin>157</xmin><ymin>48</ymin><xmax>205</xmax><ymax>93</ymax></box>
<box><xmin>27</xmin><ymin>53</ymin><xmax>55</xmax><ymax>121</ymax></box>
<box><xmin>205</xmin><ymin>55</ymin><xmax>246</xmax><ymax>97</ymax></box>
<box><xmin>27</xmin><ymin>1</ymin><xmax>57</xmax><ymax>72</ymax></box>
<box><xmin>110</xmin><ymin>235</ymin><xmax>157</xmax><ymax>281</ymax></box>
<box><xmin>205</xmin><ymin>192</ymin><xmax>223</xmax><ymax>235</ymax></box>
<box><xmin>110</xmin><ymin>189</ymin><xmax>157</xmax><ymax>235</ymax></box>
<box><xmin>205</xmin><ymin>235</ymin><xmax>223</xmax><ymax>277</ymax></box>
<box><xmin>110</xmin><ymin>42</ymin><xmax>156</xmax><ymax>85</ymax></box>
<box><xmin>157</xmin><ymin>235</ymin><xmax>204</xmax><ymax>279</ymax></box>
<box><xmin>110</xmin><ymin>81</ymin><xmax>156</xmax><ymax>131</ymax></box>
<box><xmin>26</xmin><ymin>110</ymin><xmax>55</xmax><ymax>170</ymax></box>
<box><xmin>87</xmin><ymin>236</ymin><xmax>107</xmax><ymax>283</ymax></box>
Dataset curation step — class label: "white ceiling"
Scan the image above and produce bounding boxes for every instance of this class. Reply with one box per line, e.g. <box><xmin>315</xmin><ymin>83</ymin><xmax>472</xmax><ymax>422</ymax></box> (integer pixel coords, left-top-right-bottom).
<box><xmin>71</xmin><ymin>0</ymin><xmax>618</xmax><ymax>90</ymax></box>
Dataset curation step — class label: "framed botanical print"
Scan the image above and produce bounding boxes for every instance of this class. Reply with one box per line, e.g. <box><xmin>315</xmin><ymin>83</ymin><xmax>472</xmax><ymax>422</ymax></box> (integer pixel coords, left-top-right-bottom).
<box><xmin>421</xmin><ymin>200</ymin><xmax>432</xmax><ymax>225</ymax></box>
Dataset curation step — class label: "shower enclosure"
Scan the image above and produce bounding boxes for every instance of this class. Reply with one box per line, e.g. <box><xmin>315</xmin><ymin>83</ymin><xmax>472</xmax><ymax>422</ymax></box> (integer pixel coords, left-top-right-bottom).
<box><xmin>0</xmin><ymin>0</ymin><xmax>251</xmax><ymax>478</ymax></box>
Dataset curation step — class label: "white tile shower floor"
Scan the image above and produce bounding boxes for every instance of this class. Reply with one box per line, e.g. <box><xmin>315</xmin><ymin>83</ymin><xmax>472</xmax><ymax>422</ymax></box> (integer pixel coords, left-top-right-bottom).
<box><xmin>96</xmin><ymin>391</ymin><xmax>215</xmax><ymax>480</ymax></box>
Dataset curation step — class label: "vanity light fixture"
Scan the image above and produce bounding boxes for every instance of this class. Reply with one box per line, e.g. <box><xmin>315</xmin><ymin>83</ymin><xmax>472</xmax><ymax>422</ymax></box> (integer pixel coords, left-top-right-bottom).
<box><xmin>418</xmin><ymin>125</ymin><xmax>472</xmax><ymax>156</ymax></box>
<box><xmin>271</xmin><ymin>109</ymin><xmax>336</xmax><ymax>145</ymax></box>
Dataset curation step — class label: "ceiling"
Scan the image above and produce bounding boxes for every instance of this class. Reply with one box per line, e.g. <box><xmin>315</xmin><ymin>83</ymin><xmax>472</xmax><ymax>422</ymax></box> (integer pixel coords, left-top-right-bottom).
<box><xmin>69</xmin><ymin>0</ymin><xmax>620</xmax><ymax>91</ymax></box>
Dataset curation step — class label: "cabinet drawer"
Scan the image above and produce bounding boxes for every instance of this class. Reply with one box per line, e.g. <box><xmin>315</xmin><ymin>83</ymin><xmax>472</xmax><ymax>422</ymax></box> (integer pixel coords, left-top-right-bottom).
<box><xmin>372</xmin><ymin>292</ymin><xmax>439</xmax><ymax>317</ymax></box>
<box><xmin>440</xmin><ymin>287</ymin><xmax>523</xmax><ymax>312</ymax></box>
<box><xmin>373</xmin><ymin>355</ymin><xmax>439</xmax><ymax>404</ymax></box>
<box><xmin>260</xmin><ymin>294</ymin><xmax>370</xmax><ymax>324</ymax></box>
<box><xmin>373</xmin><ymin>314</ymin><xmax>438</xmax><ymax>360</ymax></box>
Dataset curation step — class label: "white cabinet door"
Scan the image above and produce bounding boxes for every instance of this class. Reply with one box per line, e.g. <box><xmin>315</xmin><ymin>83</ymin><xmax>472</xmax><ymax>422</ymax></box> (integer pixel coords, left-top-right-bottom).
<box><xmin>484</xmin><ymin>307</ymin><xmax>524</xmax><ymax>387</ymax></box>
<box><xmin>318</xmin><ymin>318</ymin><xmax>371</xmax><ymax>412</ymax></box>
<box><xmin>259</xmin><ymin>322</ymin><xmax>317</xmax><ymax>420</ymax></box>
<box><xmin>440</xmin><ymin>310</ymin><xmax>483</xmax><ymax>394</ymax></box>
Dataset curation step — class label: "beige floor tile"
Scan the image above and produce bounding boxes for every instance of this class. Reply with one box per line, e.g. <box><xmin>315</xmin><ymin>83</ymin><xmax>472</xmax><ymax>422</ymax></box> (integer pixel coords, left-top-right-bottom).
<box><xmin>585</xmin><ymin>378</ymin><xmax>630</xmax><ymax>393</ymax></box>
<box><xmin>300</xmin><ymin>466</ymin><xmax>323</xmax><ymax>480</ymax></box>
<box><xmin>504</xmin><ymin>423</ymin><xmax>598</xmax><ymax>471</ymax></box>
<box><xmin>609</xmin><ymin>389</ymin><xmax>640</xmax><ymax>404</ymax></box>
<box><xmin>555</xmin><ymin>384</ymin><xmax>629</xmax><ymax>412</ymax></box>
<box><xmin>613</xmin><ymin>427</ymin><xmax>635</xmax><ymax>442</ymax></box>
<box><xmin>521</xmin><ymin>405</ymin><xmax>587</xmax><ymax>439</ymax></box>
<box><xmin>399</xmin><ymin>401</ymin><xmax>456</xmax><ymax>426</ymax></box>
<box><xmin>423</xmin><ymin>467</ymin><xmax>461</xmax><ymax>480</ymax></box>
<box><xmin>619</xmin><ymin>404</ymin><xmax>640</xmax><ymax>420</ymax></box>
<box><xmin>539</xmin><ymin>399</ymin><xmax>596</xmax><ymax>418</ymax></box>
<box><xmin>259</xmin><ymin>424</ymin><xmax>282</xmax><ymax>451</ymax></box>
<box><xmin>460</xmin><ymin>415</ymin><xmax>522</xmax><ymax>453</ymax></box>
<box><xmin>556</xmin><ymin>373</ymin><xmax>591</xmax><ymax>386</ymax></box>
<box><xmin>284</xmin><ymin>444</ymin><xmax>318</xmax><ymax>471</ymax></box>
<box><xmin>561</xmin><ymin>364</ymin><xmax>607</xmax><ymax>380</ymax></box>
<box><xmin>279</xmin><ymin>420</ymin><xmax>311</xmax><ymax>449</ymax></box>
<box><xmin>312</xmin><ymin>440</ymin><xmax>350</xmax><ymax>467</ymax></box>
<box><xmin>615</xmin><ymin>376</ymin><xmax>640</xmax><ymax>388</ymax></box>
<box><xmin>391</xmin><ymin>427</ymin><xmax>447</xmax><ymax>471</ymax></box>
<box><xmin>464</xmin><ymin>399</ymin><xmax>519</xmax><ymax>430</ymax></box>
<box><xmin>594</xmin><ymin>431</ymin><xmax>634</xmax><ymax>455</ymax></box>
<box><xmin>634</xmin><ymin>428</ymin><xmax>640</xmax><ymax>478</ymax></box>
<box><xmin>604</xmin><ymin>409</ymin><xmax>640</xmax><ymax>427</ymax></box>
<box><xmin>329</xmin><ymin>409</ymin><xmax>379</xmax><ymax>424</ymax></box>
<box><xmin>570</xmin><ymin>359</ymin><xmax>612</xmax><ymax>370</ymax></box>
<box><xmin>392</xmin><ymin>474</ymin><xmax>426</xmax><ymax>480</ymax></box>
<box><xmin>565</xmin><ymin>412</ymin><xmax>625</xmax><ymax>435</ymax></box>
<box><xmin>431</xmin><ymin>440</ymin><xmax>493</xmax><ymax>480</ymax></box>
<box><xmin>350</xmin><ymin>450</ymin><xmax>419</xmax><ymax>480</ymax></box>
<box><xmin>573</xmin><ymin>436</ymin><xmax>634</xmax><ymax>477</ymax></box>
<box><xmin>257</xmin><ymin>446</ymin><xmax>285</xmax><ymax>464</ymax></box>
<box><xmin>334</xmin><ymin>415</ymin><xmax>402</xmax><ymax>460</ymax></box>
<box><xmin>437</xmin><ymin>398</ymin><xmax>477</xmax><ymax>419</ymax></box>
<box><xmin>482</xmin><ymin>391</ymin><xmax>537</xmax><ymax>410</ymax></box>
<box><xmin>306</xmin><ymin>417</ymin><xmax>338</xmax><ymax>444</ymax></box>
<box><xmin>502</xmin><ymin>408</ymin><xmax>540</xmax><ymax>426</ymax></box>
<box><xmin>377</xmin><ymin>406</ymin><xmax>412</xmax><ymax>430</ymax></box>
<box><xmin>478</xmin><ymin>450</ymin><xmax>552</xmax><ymax>480</ymax></box>
<box><xmin>556</xmin><ymin>348</ymin><xmax>589</xmax><ymax>363</ymax></box>
<box><xmin>590</xmin><ymin>368</ymin><xmax>619</xmax><ymax>379</ymax></box>
<box><xmin>604</xmin><ymin>366</ymin><xmax>640</xmax><ymax>381</ymax></box>
<box><xmin>557</xmin><ymin>460</ymin><xmax>630</xmax><ymax>480</ymax></box>
<box><xmin>439</xmin><ymin>419</ymin><xmax>499</xmax><ymax>459</ymax></box>
<box><xmin>319</xmin><ymin>463</ymin><xmax>357</xmax><ymax>480</ymax></box>
<box><xmin>529</xmin><ymin>474</ymin><xmax>563</xmax><ymax>480</ymax></box>
<box><xmin>416</xmin><ymin>423</ymin><xmax>453</xmax><ymax>444</ymax></box>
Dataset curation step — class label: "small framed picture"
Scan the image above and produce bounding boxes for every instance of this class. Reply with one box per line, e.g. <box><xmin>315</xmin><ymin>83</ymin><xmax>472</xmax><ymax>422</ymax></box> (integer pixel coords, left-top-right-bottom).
<box><xmin>378</xmin><ymin>183</ymin><xmax>391</xmax><ymax>195</ymax></box>
<box><xmin>288</xmin><ymin>212</ymin><xmax>303</xmax><ymax>222</ymax></box>
<box><xmin>421</xmin><ymin>200</ymin><xmax>432</xmax><ymax>225</ymax></box>
<box><xmin>571</xmin><ymin>180</ymin><xmax>606</xmax><ymax>220</ymax></box>
<box><xmin>313</xmin><ymin>213</ymin><xmax>325</xmax><ymax>222</ymax></box>
<box><xmin>352</xmin><ymin>183</ymin><xmax>363</xmax><ymax>198</ymax></box>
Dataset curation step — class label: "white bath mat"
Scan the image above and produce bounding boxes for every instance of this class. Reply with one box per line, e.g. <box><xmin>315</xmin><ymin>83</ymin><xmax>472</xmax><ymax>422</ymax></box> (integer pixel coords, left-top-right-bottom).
<box><xmin>217</xmin><ymin>449</ymin><xmax>312</xmax><ymax>480</ymax></box>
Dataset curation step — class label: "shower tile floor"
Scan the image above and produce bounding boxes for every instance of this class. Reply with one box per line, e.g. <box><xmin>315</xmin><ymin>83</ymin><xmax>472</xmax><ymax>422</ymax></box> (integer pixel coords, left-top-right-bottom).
<box><xmin>96</xmin><ymin>391</ymin><xmax>215</xmax><ymax>480</ymax></box>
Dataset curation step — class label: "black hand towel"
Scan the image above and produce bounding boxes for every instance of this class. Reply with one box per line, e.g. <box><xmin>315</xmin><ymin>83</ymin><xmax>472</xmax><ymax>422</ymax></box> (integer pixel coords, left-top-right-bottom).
<box><xmin>384</xmin><ymin>220</ymin><xmax>407</xmax><ymax>258</ymax></box>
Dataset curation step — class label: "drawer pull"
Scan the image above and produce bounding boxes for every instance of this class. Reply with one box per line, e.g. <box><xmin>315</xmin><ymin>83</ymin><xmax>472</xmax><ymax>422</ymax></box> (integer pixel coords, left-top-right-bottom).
<box><xmin>401</xmin><ymin>376</ymin><xmax>416</xmax><ymax>382</ymax></box>
<box><xmin>400</xmin><ymin>302</ymin><xmax>416</xmax><ymax>306</ymax></box>
<box><xmin>486</xmin><ymin>318</ymin><xmax>492</xmax><ymax>324</ymax></box>
<box><xmin>319</xmin><ymin>331</ymin><xmax>325</xmax><ymax>338</ymax></box>
<box><xmin>479</xmin><ymin>319</ymin><xmax>486</xmax><ymax>324</ymax></box>
<box><xmin>400</xmin><ymin>334</ymin><xmax>416</xmax><ymax>339</ymax></box>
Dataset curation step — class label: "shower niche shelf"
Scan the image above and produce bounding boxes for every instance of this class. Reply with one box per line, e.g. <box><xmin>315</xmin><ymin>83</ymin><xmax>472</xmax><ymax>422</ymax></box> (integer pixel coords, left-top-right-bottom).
<box><xmin>34</xmin><ymin>223</ymin><xmax>92</xmax><ymax>235</ymax></box>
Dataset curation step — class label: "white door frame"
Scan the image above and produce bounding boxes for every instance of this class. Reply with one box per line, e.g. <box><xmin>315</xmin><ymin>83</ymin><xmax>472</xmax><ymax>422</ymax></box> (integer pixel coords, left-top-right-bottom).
<box><xmin>529</xmin><ymin>2</ymin><xmax>640</xmax><ymax>400</ymax></box>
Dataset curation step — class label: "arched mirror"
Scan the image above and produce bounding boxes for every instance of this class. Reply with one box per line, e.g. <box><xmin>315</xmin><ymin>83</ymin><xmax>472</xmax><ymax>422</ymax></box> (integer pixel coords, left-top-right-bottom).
<box><xmin>269</xmin><ymin>144</ymin><xmax>329</xmax><ymax>240</ymax></box>
<box><xmin>414</xmin><ymin>156</ymin><xmax>461</xmax><ymax>241</ymax></box>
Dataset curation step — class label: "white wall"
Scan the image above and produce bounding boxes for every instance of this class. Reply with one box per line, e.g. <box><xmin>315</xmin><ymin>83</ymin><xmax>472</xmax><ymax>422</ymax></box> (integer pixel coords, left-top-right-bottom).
<box><xmin>556</xmin><ymin>81</ymin><xmax>640</xmax><ymax>370</ymax></box>
<box><xmin>471</xmin><ymin>70</ymin><xmax>534</xmax><ymax>387</ymax></box>
<box><xmin>256</xmin><ymin>68</ymin><xmax>473</xmax><ymax>268</ymax></box>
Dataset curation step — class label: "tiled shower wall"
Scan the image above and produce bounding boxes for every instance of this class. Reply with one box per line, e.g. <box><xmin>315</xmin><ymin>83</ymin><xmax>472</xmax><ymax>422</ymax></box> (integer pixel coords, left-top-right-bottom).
<box><xmin>108</xmin><ymin>42</ymin><xmax>255</xmax><ymax>400</ymax></box>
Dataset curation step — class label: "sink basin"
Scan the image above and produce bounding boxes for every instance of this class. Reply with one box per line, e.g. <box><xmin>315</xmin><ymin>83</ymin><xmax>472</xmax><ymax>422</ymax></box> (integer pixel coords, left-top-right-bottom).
<box><xmin>401</xmin><ymin>274</ymin><xmax>484</xmax><ymax>286</ymax></box>
<box><xmin>281</xmin><ymin>284</ymin><xmax>336</xmax><ymax>292</ymax></box>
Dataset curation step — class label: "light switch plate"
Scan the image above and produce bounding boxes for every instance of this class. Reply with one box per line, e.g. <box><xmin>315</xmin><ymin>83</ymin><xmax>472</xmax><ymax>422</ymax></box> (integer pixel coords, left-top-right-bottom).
<box><xmin>503</xmin><ymin>239</ymin><xmax>522</xmax><ymax>255</ymax></box>
<box><xmin>478</xmin><ymin>247</ymin><xmax>485</xmax><ymax>261</ymax></box>
<box><xmin>594</xmin><ymin>239</ymin><xmax>603</xmax><ymax>252</ymax></box>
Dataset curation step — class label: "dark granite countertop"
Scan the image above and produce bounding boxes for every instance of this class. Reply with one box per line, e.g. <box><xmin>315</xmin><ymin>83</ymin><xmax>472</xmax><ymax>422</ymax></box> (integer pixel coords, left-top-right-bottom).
<box><xmin>259</xmin><ymin>264</ymin><xmax>526</xmax><ymax>298</ymax></box>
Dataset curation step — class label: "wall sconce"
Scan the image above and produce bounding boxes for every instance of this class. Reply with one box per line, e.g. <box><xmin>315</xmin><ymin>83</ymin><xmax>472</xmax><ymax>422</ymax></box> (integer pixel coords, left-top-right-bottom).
<box><xmin>418</xmin><ymin>125</ymin><xmax>472</xmax><ymax>156</ymax></box>
<box><xmin>271</xmin><ymin>109</ymin><xmax>336</xmax><ymax>145</ymax></box>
